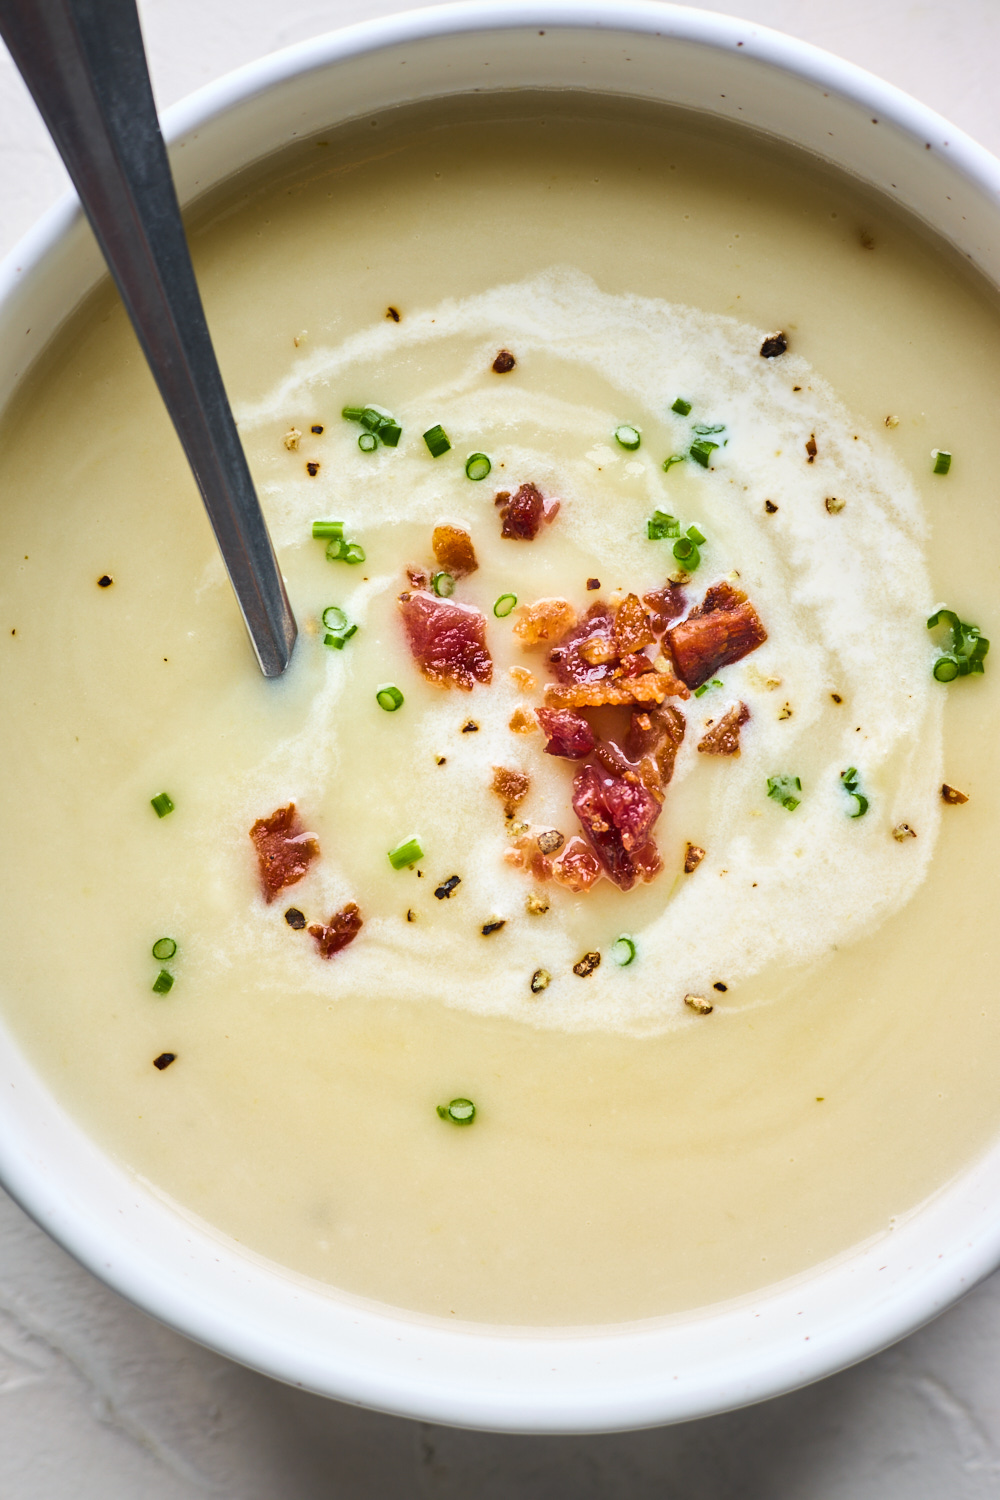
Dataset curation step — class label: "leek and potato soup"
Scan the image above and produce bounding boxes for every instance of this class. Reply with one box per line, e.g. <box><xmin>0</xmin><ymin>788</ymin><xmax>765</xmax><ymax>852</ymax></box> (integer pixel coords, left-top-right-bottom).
<box><xmin>2</xmin><ymin>97</ymin><xmax>1000</xmax><ymax>1326</ymax></box>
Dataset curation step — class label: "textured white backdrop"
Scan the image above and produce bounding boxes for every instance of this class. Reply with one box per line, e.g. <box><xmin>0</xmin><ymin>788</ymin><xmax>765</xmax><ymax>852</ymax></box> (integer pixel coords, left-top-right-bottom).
<box><xmin>2</xmin><ymin>2</ymin><xmax>1000</xmax><ymax>1495</ymax></box>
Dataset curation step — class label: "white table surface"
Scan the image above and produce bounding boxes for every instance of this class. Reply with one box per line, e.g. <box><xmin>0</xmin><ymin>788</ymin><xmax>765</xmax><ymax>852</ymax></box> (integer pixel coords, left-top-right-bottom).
<box><xmin>3</xmin><ymin>2</ymin><xmax>1000</xmax><ymax>1495</ymax></box>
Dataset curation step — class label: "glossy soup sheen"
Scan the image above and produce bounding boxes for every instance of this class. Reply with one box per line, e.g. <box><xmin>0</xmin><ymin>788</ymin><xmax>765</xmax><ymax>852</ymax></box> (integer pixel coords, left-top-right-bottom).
<box><xmin>1</xmin><ymin>95</ymin><xmax>999</xmax><ymax>1326</ymax></box>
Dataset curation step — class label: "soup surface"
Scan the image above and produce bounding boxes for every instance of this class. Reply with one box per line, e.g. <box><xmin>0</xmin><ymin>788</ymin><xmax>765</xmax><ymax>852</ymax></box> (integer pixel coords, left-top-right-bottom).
<box><xmin>2</xmin><ymin>97</ymin><xmax>1000</xmax><ymax>1325</ymax></box>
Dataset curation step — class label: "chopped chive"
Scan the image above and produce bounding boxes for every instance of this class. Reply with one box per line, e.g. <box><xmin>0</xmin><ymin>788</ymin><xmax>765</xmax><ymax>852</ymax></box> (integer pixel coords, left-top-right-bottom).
<box><xmin>840</xmin><ymin>767</ymin><xmax>869</xmax><ymax>818</ymax></box>
<box><xmin>647</xmin><ymin>510</ymin><xmax>681</xmax><ymax>541</ymax></box>
<box><xmin>614</xmin><ymin>423</ymin><xmax>641</xmax><ymax>451</ymax></box>
<box><xmin>672</xmin><ymin>537</ymin><xmax>700</xmax><ymax>569</ymax></box>
<box><xmin>423</xmin><ymin>424</ymin><xmax>451</xmax><ymax>458</ymax></box>
<box><xmin>388</xmin><ymin>836</ymin><xmax>424</xmax><ymax>870</ymax></box>
<box><xmin>361</xmin><ymin>405</ymin><xmax>391</xmax><ymax>432</ymax></box>
<box><xmin>686</xmin><ymin>524</ymin><xmax>706</xmax><ymax>545</ymax></box>
<box><xmin>358</xmin><ymin>431</ymin><xmax>378</xmax><ymax>452</ymax></box>
<box><xmin>325</xmin><ymin>537</ymin><xmax>346</xmax><ymax>560</ymax></box>
<box><xmin>932</xmin><ymin>448</ymin><xmax>952</xmax><ymax>475</ymax></box>
<box><xmin>380</xmin><ymin>422</ymin><xmax>402</xmax><ymax>448</ymax></box>
<box><xmin>767</xmin><ymin>774</ymin><xmax>801</xmax><ymax>811</ymax></box>
<box><xmin>322</xmin><ymin>605</ymin><xmax>349</xmax><ymax>632</ymax></box>
<box><xmin>150</xmin><ymin>792</ymin><xmax>174</xmax><ymax>818</ymax></box>
<box><xmin>431</xmin><ymin>571</ymin><xmax>455</xmax><ymax>598</ymax></box>
<box><xmin>933</xmin><ymin>657</ymin><xmax>960</xmax><ymax>682</ymax></box>
<box><xmin>312</xmin><ymin>520</ymin><xmax>344</xmax><ymax>539</ymax></box>
<box><xmin>693</xmin><ymin>423</ymin><xmax>725</xmax><ymax>436</ymax></box>
<box><xmin>342</xmin><ymin>406</ymin><xmax>365</xmax><ymax>422</ymax></box>
<box><xmin>672</xmin><ymin>397</ymin><xmax>692</xmax><ymax>416</ymax></box>
<box><xmin>437</xmin><ymin>1097</ymin><xmax>476</xmax><ymax>1125</ymax></box>
<box><xmin>494</xmin><ymin>593</ymin><xmax>517</xmax><ymax>618</ymax></box>
<box><xmin>376</xmin><ymin>684</ymin><xmax>404</xmax><ymax>712</ymax></box>
<box><xmin>927</xmin><ymin>607</ymin><xmax>989</xmax><ymax>680</ymax></box>
<box><xmin>662</xmin><ymin>454</ymin><xmax>686</xmax><ymax>472</ymax></box>
<box><xmin>693</xmin><ymin>677</ymin><xmax>723</xmax><ymax>698</ymax></box>
<box><xmin>465</xmin><ymin>452</ymin><xmax>492</xmax><ymax>481</ymax></box>
<box><xmin>341</xmin><ymin>541</ymin><xmax>366</xmax><ymax>564</ymax></box>
<box><xmin>324</xmin><ymin>625</ymin><xmax>357</xmax><ymax>649</ymax></box>
<box><xmin>152</xmin><ymin>969</ymin><xmax>174</xmax><ymax>994</ymax></box>
<box><xmin>611</xmin><ymin>935</ymin><xmax>636</xmax><ymax>966</ymax></box>
<box><xmin>151</xmin><ymin>937</ymin><xmax>177</xmax><ymax>962</ymax></box>
<box><xmin>690</xmin><ymin>439</ymin><xmax>719</xmax><ymax>468</ymax></box>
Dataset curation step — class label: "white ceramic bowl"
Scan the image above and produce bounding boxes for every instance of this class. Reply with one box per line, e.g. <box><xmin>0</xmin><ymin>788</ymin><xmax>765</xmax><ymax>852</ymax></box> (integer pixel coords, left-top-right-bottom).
<box><xmin>3</xmin><ymin>0</ymin><xmax>1000</xmax><ymax>1435</ymax></box>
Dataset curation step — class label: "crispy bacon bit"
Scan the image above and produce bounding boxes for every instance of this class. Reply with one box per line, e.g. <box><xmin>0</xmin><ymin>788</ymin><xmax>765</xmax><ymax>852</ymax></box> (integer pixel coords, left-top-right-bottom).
<box><xmin>284</xmin><ymin>907</ymin><xmax>306</xmax><ymax>929</ymax></box>
<box><xmin>614</xmin><ymin>593</ymin><xmax>656</xmax><ymax>655</ymax></box>
<box><xmin>406</xmin><ymin>565</ymin><xmax>429</xmax><ymax>589</ymax></box>
<box><xmin>698</xmin><ymin>701</ymin><xmax>750</xmax><ymax>756</ymax></box>
<box><xmin>537</xmin><ymin>829</ymin><xmax>565</xmax><ymax>855</ymax></box>
<box><xmin>579</xmin><ymin>636</ymin><xmax>617</xmax><ymax>667</ymax></box>
<box><xmin>552</xmin><ymin>837</ymin><xmax>602</xmax><ymax>892</ymax></box>
<box><xmin>623</xmin><ymin>704</ymin><xmax>686</xmax><ymax>788</ymax></box>
<box><xmin>493</xmin><ymin>349</ymin><xmax>516</xmax><ymax>373</ymax></box>
<box><xmin>573</xmin><ymin>951</ymin><xmax>601</xmax><ymax>978</ymax></box>
<box><xmin>684</xmin><ymin>842</ymin><xmax>706</xmax><ymax>873</ymax></box>
<box><xmin>587</xmin><ymin>577</ymin><xmax>601</xmax><ymax>591</ymax></box>
<box><xmin>509</xmin><ymin>707</ymin><xmax>537</xmax><ymax>733</ymax></box>
<box><xmin>666</xmin><ymin>581</ymin><xmax>767</xmax><ymax>689</ymax></box>
<box><xmin>306</xmin><ymin>460</ymin><xmax>320</xmax><ymax>477</ymax></box>
<box><xmin>432</xmin><ymin>524</ymin><xmax>478</xmax><ymax>577</ymax></box>
<box><xmin>513</xmin><ymin>597</ymin><xmax>576</xmax><ymax>648</ymax></box>
<box><xmin>642</xmin><ymin>585</ymin><xmax>686</xmax><ymax>634</ymax></box>
<box><xmin>805</xmin><ymin>433</ymin><xmax>818</xmax><ymax>463</ymax></box>
<box><xmin>249</xmin><ymin>804</ymin><xmax>320</xmax><ymax>904</ymax></box>
<box><xmin>764</xmin><ymin>500</ymin><xmax>778</xmax><ymax>514</ymax></box>
<box><xmin>398</xmin><ymin>591</ymin><xmax>492</xmax><ymax>690</ymax></box>
<box><xmin>509</xmin><ymin>665</ymin><xmax>536</xmax><ymax>690</ymax></box>
<box><xmin>549</xmin><ymin>604</ymin><xmax>615</xmax><ymax>684</ymax></box>
<box><xmin>492</xmin><ymin>765</ymin><xmax>530</xmax><ymax>816</ymax></box>
<box><xmin>308</xmin><ymin>902</ymin><xmax>362</xmax><ymax>959</ymax></box>
<box><xmin>537</xmin><ymin>706</ymin><xmax>595</xmax><ymax>759</ymax></box>
<box><xmin>544</xmin><ymin>669</ymin><xmax>688</xmax><ymax>710</ymax></box>
<box><xmin>572</xmin><ymin>762</ymin><xmax>662</xmax><ymax>891</ymax></box>
<box><xmin>941</xmin><ymin>783</ymin><xmax>969</xmax><ymax>805</ymax></box>
<box><xmin>496</xmin><ymin>481</ymin><xmax>547</xmax><ymax>540</ymax></box>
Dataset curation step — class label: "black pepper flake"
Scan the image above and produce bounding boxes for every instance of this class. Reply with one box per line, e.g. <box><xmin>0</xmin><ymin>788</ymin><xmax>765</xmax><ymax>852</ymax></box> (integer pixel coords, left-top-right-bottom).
<box><xmin>792</xmin><ymin>385</ymin><xmax>802</xmax><ymax>392</ymax></box>
<box><xmin>284</xmin><ymin>907</ymin><xmax>306</xmax><ymax>930</ymax></box>
<box><xmin>310</xmin><ymin>423</ymin><xmax>324</xmax><ymax>434</ymax></box>
<box><xmin>406</xmin><ymin>908</ymin><xmax>416</xmax><ymax>922</ymax></box>
<box><xmin>805</xmin><ymin>434</ymin><xmax>818</xmax><ymax>463</ymax></box>
<box><xmin>760</xmin><ymin>331</ymin><xmax>788</xmax><ymax>358</ymax></box>
<box><xmin>481</xmin><ymin>919</ymin><xmax>506</xmax><ymax>936</ymax></box>
<box><xmin>586</xmin><ymin>577</ymin><xmax>601</xmax><ymax>590</ymax></box>
<box><xmin>573</xmin><ymin>951</ymin><xmax>601</xmax><ymax>978</ymax></box>
<box><xmin>764</xmin><ymin>500</ymin><xmax>778</xmax><ymax>514</ymax></box>
<box><xmin>831</xmin><ymin>692</ymin><xmax>843</xmax><ymax>704</ymax></box>
<box><xmin>713</xmin><ymin>981</ymin><xmax>728</xmax><ymax>992</ymax></box>
<box><xmin>434</xmin><ymin>875</ymin><xmax>461</xmax><ymax>900</ymax></box>
<box><xmin>306</xmin><ymin>460</ymin><xmax>320</xmax><ymax>476</ymax></box>
<box><xmin>153</xmin><ymin>1052</ymin><xmax>176</xmax><ymax>1071</ymax></box>
<box><xmin>493</xmin><ymin>349</ymin><xmax>516</xmax><ymax>373</ymax></box>
<box><xmin>97</xmin><ymin>574</ymin><xmax>113</xmax><ymax>588</ymax></box>
<box><xmin>461</xmin><ymin>720</ymin><xmax>479</xmax><ymax>733</ymax></box>
<box><xmin>436</xmin><ymin>756</ymin><xmax>447</xmax><ymax>765</ymax></box>
<box><xmin>387</xmin><ymin>306</ymin><xmax>401</xmax><ymax>322</ymax></box>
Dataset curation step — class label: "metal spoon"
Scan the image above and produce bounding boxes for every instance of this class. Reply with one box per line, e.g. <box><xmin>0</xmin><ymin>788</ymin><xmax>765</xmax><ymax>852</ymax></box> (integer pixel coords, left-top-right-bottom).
<box><xmin>0</xmin><ymin>0</ymin><xmax>297</xmax><ymax>677</ymax></box>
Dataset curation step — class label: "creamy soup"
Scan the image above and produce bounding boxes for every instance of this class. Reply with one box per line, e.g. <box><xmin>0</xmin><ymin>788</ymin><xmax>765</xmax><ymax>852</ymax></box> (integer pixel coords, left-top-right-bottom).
<box><xmin>2</xmin><ymin>96</ymin><xmax>1000</xmax><ymax>1326</ymax></box>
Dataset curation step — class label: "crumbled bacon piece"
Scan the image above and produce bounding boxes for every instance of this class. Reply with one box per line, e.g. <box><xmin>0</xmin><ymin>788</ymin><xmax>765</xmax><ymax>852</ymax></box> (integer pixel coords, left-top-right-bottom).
<box><xmin>308</xmin><ymin>902</ymin><xmax>363</xmax><ymax>959</ymax></box>
<box><xmin>512</xmin><ymin>597</ymin><xmax>576</xmax><ymax>648</ymax></box>
<box><xmin>698</xmin><ymin>701</ymin><xmax>751</xmax><ymax>756</ymax></box>
<box><xmin>495</xmin><ymin>482</ymin><xmax>553</xmax><ymax>540</ymax></box>
<box><xmin>625</xmin><ymin>704</ymin><xmax>686</xmax><ymax>787</ymax></box>
<box><xmin>548</xmin><ymin>604</ymin><xmax>616</xmax><ymax>684</ymax></box>
<box><xmin>617</xmin><ymin>651</ymin><xmax>654</xmax><ymax>677</ymax></box>
<box><xmin>666</xmin><ymin>581</ymin><xmax>767</xmax><ymax>688</ymax></box>
<box><xmin>493</xmin><ymin>349</ymin><xmax>516</xmax><ymax>373</ymax></box>
<box><xmin>614</xmin><ymin>593</ymin><xmax>656</xmax><ymax>655</ymax></box>
<box><xmin>684</xmin><ymin>842</ymin><xmax>706</xmax><ymax>873</ymax></box>
<box><xmin>406</xmin><ymin>565</ymin><xmax>429</xmax><ymax>589</ymax></box>
<box><xmin>551</xmin><ymin>837</ymin><xmax>602</xmax><ymax>892</ymax></box>
<box><xmin>572</xmin><ymin>762</ymin><xmax>662</xmax><ymax>891</ymax></box>
<box><xmin>492</xmin><ymin>765</ymin><xmax>530</xmax><ymax>816</ymax></box>
<box><xmin>249</xmin><ymin>804</ymin><xmax>320</xmax><ymax>904</ymax></box>
<box><xmin>509</xmin><ymin>707</ymin><xmax>537</xmax><ymax>733</ymax></box>
<box><xmin>432</xmin><ymin>524</ymin><xmax>478</xmax><ymax>577</ymax></box>
<box><xmin>536</xmin><ymin>707</ymin><xmax>595</xmax><ymax>760</ymax></box>
<box><xmin>398</xmin><ymin>590</ymin><xmax>492</xmax><ymax>690</ymax></box>
<box><xmin>642</xmin><ymin>585</ymin><xmax>686</xmax><ymax>634</ymax></box>
<box><xmin>544</xmin><ymin>669</ymin><xmax>688</xmax><ymax>710</ymax></box>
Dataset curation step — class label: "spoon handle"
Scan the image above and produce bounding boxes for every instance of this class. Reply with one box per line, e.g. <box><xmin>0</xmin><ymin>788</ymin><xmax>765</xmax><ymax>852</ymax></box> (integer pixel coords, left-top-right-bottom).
<box><xmin>0</xmin><ymin>0</ymin><xmax>297</xmax><ymax>677</ymax></box>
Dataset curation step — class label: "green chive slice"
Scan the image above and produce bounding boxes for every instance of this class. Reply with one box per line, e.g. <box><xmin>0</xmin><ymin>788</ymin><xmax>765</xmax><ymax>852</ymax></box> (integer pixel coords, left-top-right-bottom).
<box><xmin>437</xmin><ymin>1097</ymin><xmax>476</xmax><ymax>1125</ymax></box>
<box><xmin>647</xmin><ymin>510</ymin><xmax>680</xmax><ymax>541</ymax></box>
<box><xmin>494</xmin><ymin>593</ymin><xmax>518</xmax><ymax>618</ymax></box>
<box><xmin>767</xmin><ymin>775</ymin><xmax>802</xmax><ymax>811</ymax></box>
<box><xmin>693</xmin><ymin>677</ymin><xmax>723</xmax><ymax>699</ymax></box>
<box><xmin>358</xmin><ymin>431</ymin><xmax>378</xmax><ymax>452</ymax></box>
<box><xmin>693</xmin><ymin>423</ymin><xmax>725</xmax><ymax>436</ymax></box>
<box><xmin>840</xmin><ymin>767</ymin><xmax>869</xmax><ymax>818</ymax></box>
<box><xmin>690</xmin><ymin>439</ymin><xmax>719</xmax><ymax>468</ymax></box>
<box><xmin>322</xmin><ymin>605</ymin><xmax>349</xmax><ymax>632</ymax></box>
<box><xmin>341</xmin><ymin>542</ymin><xmax>366</xmax><ymax>564</ymax></box>
<box><xmin>152</xmin><ymin>969</ymin><xmax>174</xmax><ymax>994</ymax></box>
<box><xmin>686</xmin><ymin>523</ymin><xmax>706</xmax><ymax>545</ymax></box>
<box><xmin>312</xmin><ymin>520</ymin><xmax>344</xmax><ymax>539</ymax></box>
<box><xmin>672</xmin><ymin>537</ymin><xmax>700</xmax><ymax>570</ymax></box>
<box><xmin>932</xmin><ymin>448</ymin><xmax>952</xmax><ymax>475</ymax></box>
<box><xmin>324</xmin><ymin>625</ymin><xmax>357</xmax><ymax>649</ymax></box>
<box><xmin>151</xmin><ymin>792</ymin><xmax>174</xmax><ymax>818</ymax></box>
<box><xmin>431</xmin><ymin>571</ymin><xmax>455</xmax><ymax>598</ymax></box>
<box><xmin>671</xmin><ymin>397</ymin><xmax>692</xmax><ymax>416</ymax></box>
<box><xmin>151</xmin><ymin>937</ymin><xmax>177</xmax><ymax>962</ymax></box>
<box><xmin>423</xmin><ymin>424</ymin><xmax>451</xmax><ymax>458</ymax></box>
<box><xmin>927</xmin><ymin>607</ymin><xmax>989</xmax><ymax>680</ymax></box>
<box><xmin>388</xmin><ymin>836</ymin><xmax>424</xmax><ymax>870</ymax></box>
<box><xmin>342</xmin><ymin>406</ymin><xmax>365</xmax><ymax>422</ymax></box>
<box><xmin>376</xmin><ymin>684</ymin><xmax>404</xmax><ymax>712</ymax></box>
<box><xmin>662</xmin><ymin>454</ymin><xmax>686</xmax><ymax>473</ymax></box>
<box><xmin>465</xmin><ymin>452</ymin><xmax>492</xmax><ymax>481</ymax></box>
<box><xmin>614</xmin><ymin>424</ymin><xmax>641</xmax><ymax>451</ymax></box>
<box><xmin>611</xmin><ymin>935</ymin><xmax>636</xmax><ymax>966</ymax></box>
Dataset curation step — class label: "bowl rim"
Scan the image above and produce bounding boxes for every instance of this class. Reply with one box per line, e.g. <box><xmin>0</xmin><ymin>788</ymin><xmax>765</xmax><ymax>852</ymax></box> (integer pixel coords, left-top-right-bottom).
<box><xmin>3</xmin><ymin>0</ymin><xmax>1000</xmax><ymax>1434</ymax></box>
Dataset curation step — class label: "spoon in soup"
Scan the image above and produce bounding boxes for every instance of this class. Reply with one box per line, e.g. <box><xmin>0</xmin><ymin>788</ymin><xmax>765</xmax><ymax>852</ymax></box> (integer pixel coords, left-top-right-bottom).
<box><xmin>0</xmin><ymin>0</ymin><xmax>297</xmax><ymax>676</ymax></box>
